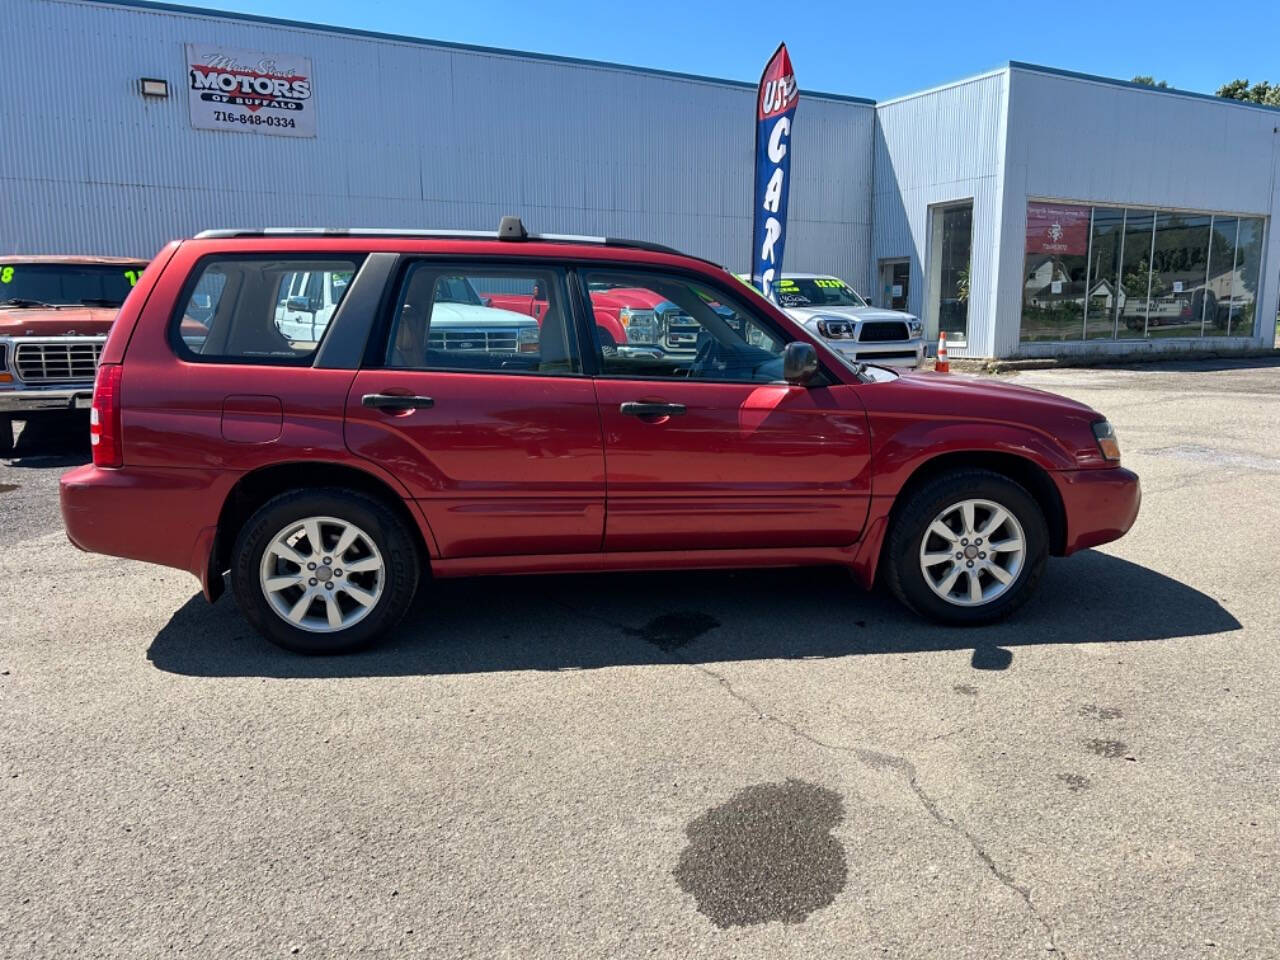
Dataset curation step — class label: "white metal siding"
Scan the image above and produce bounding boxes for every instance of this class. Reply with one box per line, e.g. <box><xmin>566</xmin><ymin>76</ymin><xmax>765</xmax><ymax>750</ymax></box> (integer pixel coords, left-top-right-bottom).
<box><xmin>997</xmin><ymin>68</ymin><xmax>1280</xmax><ymax>356</ymax></box>
<box><xmin>871</xmin><ymin>71</ymin><xmax>1009</xmax><ymax>357</ymax></box>
<box><xmin>1</xmin><ymin>0</ymin><xmax>875</xmax><ymax>282</ymax></box>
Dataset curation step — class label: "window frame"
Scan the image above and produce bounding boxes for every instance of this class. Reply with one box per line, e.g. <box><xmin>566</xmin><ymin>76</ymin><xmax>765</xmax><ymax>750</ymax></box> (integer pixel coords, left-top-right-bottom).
<box><xmin>570</xmin><ymin>263</ymin><xmax>836</xmax><ymax>387</ymax></box>
<box><xmin>168</xmin><ymin>252</ymin><xmax>366</xmax><ymax>366</ymax></box>
<box><xmin>374</xmin><ymin>258</ymin><xmax>586</xmax><ymax>378</ymax></box>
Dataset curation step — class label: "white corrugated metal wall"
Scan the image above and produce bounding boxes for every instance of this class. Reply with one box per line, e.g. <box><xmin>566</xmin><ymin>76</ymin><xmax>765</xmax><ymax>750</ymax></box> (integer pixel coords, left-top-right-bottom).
<box><xmin>998</xmin><ymin>67</ymin><xmax>1280</xmax><ymax>357</ymax></box>
<box><xmin>1</xmin><ymin>0</ymin><xmax>875</xmax><ymax>282</ymax></box>
<box><xmin>871</xmin><ymin>71</ymin><xmax>1010</xmax><ymax>358</ymax></box>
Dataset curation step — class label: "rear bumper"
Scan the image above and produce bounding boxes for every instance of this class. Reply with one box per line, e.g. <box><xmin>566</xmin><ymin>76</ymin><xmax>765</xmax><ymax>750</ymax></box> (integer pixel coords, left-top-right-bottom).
<box><xmin>60</xmin><ymin>464</ymin><xmax>233</xmax><ymax>587</ymax></box>
<box><xmin>1051</xmin><ymin>466</ymin><xmax>1141</xmax><ymax>554</ymax></box>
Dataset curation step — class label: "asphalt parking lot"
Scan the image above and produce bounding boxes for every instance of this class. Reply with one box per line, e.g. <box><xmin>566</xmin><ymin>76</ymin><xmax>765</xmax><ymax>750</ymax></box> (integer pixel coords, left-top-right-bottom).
<box><xmin>2</xmin><ymin>360</ymin><xmax>1278</xmax><ymax>959</ymax></box>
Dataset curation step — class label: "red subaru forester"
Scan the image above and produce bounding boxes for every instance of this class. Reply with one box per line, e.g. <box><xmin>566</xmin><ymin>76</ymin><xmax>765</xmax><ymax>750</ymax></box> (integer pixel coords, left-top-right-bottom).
<box><xmin>60</xmin><ymin>220</ymin><xmax>1140</xmax><ymax>654</ymax></box>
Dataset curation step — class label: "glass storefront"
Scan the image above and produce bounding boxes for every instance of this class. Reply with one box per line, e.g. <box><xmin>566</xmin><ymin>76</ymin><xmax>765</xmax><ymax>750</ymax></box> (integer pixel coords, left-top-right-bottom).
<box><xmin>1019</xmin><ymin>200</ymin><xmax>1267</xmax><ymax>343</ymax></box>
<box><xmin>928</xmin><ymin>202</ymin><xmax>973</xmax><ymax>343</ymax></box>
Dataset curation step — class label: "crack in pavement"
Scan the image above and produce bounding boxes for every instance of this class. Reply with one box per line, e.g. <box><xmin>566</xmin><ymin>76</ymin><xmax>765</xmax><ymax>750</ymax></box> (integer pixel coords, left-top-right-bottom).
<box><xmin>552</xmin><ymin>599</ymin><xmax>1067</xmax><ymax>956</ymax></box>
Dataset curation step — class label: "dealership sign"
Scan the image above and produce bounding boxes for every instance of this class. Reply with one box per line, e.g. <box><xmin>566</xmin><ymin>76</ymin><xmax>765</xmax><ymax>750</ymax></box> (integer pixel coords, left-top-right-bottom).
<box><xmin>750</xmin><ymin>43</ymin><xmax>798</xmax><ymax>298</ymax></box>
<box><xmin>1026</xmin><ymin>203</ymin><xmax>1090</xmax><ymax>256</ymax></box>
<box><xmin>186</xmin><ymin>44</ymin><xmax>315</xmax><ymax>138</ymax></box>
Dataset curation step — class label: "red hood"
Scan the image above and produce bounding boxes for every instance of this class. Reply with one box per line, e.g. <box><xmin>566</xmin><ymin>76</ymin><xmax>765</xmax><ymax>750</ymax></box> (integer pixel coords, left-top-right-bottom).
<box><xmin>588</xmin><ymin>287</ymin><xmax>671</xmax><ymax>310</ymax></box>
<box><xmin>0</xmin><ymin>305</ymin><xmax>119</xmax><ymax>337</ymax></box>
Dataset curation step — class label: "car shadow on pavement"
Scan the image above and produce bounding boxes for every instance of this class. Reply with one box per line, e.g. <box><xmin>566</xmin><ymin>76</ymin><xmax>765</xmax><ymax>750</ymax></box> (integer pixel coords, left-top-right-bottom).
<box><xmin>147</xmin><ymin>549</ymin><xmax>1240</xmax><ymax>678</ymax></box>
<box><xmin>4</xmin><ymin>415</ymin><xmax>91</xmax><ymax>468</ymax></box>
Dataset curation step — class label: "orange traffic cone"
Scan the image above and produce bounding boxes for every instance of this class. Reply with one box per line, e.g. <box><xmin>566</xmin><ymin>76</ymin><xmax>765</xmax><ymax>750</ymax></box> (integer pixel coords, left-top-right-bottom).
<box><xmin>935</xmin><ymin>332</ymin><xmax>950</xmax><ymax>373</ymax></box>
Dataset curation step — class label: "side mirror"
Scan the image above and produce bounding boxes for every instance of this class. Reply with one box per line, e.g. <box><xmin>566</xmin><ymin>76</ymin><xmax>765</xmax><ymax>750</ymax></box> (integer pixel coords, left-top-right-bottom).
<box><xmin>783</xmin><ymin>341</ymin><xmax>819</xmax><ymax>385</ymax></box>
<box><xmin>286</xmin><ymin>295</ymin><xmax>314</xmax><ymax>313</ymax></box>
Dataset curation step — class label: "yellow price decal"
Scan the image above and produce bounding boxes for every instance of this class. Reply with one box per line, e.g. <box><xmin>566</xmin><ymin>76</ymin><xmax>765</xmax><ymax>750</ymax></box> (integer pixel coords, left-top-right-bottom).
<box><xmin>775</xmin><ymin>278</ymin><xmax>798</xmax><ymax>289</ymax></box>
<box><xmin>814</xmin><ymin>278</ymin><xmax>844</xmax><ymax>289</ymax></box>
<box><xmin>123</xmin><ymin>269</ymin><xmax>142</xmax><ymax>287</ymax></box>
<box><xmin>1</xmin><ymin>266</ymin><xmax>13</xmax><ymax>284</ymax></box>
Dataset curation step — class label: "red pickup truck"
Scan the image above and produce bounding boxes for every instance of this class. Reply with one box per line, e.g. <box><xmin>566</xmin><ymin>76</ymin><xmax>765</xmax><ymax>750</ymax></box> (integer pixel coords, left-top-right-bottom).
<box><xmin>1</xmin><ymin>255</ymin><xmax>149</xmax><ymax>456</ymax></box>
<box><xmin>485</xmin><ymin>281</ymin><xmax>702</xmax><ymax>357</ymax></box>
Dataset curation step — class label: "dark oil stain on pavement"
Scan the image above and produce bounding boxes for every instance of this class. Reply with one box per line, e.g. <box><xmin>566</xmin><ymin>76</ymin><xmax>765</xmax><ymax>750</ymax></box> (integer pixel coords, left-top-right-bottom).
<box><xmin>1057</xmin><ymin>773</ymin><xmax>1091</xmax><ymax>792</ymax></box>
<box><xmin>1085</xmin><ymin>738</ymin><xmax>1130</xmax><ymax>759</ymax></box>
<box><xmin>1080</xmin><ymin>704</ymin><xmax>1124</xmax><ymax>720</ymax></box>
<box><xmin>0</xmin><ymin>484</ymin><xmax>17</xmax><ymax>494</ymax></box>
<box><xmin>953</xmin><ymin>684</ymin><xmax>979</xmax><ymax>696</ymax></box>
<box><xmin>626</xmin><ymin>611</ymin><xmax>720</xmax><ymax>652</ymax></box>
<box><xmin>674</xmin><ymin>779</ymin><xmax>847</xmax><ymax>928</ymax></box>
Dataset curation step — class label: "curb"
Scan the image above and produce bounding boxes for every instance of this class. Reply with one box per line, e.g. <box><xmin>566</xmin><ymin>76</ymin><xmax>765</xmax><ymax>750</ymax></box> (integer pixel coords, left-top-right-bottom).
<box><xmin>938</xmin><ymin>347</ymin><xmax>1280</xmax><ymax>375</ymax></box>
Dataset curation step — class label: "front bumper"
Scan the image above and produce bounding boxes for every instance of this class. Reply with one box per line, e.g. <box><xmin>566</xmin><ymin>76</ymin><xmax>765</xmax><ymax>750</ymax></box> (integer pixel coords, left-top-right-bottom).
<box><xmin>0</xmin><ymin>387</ymin><xmax>94</xmax><ymax>414</ymax></box>
<box><xmin>1051</xmin><ymin>466</ymin><xmax>1141</xmax><ymax>554</ymax></box>
<box><xmin>829</xmin><ymin>340</ymin><xmax>925</xmax><ymax>369</ymax></box>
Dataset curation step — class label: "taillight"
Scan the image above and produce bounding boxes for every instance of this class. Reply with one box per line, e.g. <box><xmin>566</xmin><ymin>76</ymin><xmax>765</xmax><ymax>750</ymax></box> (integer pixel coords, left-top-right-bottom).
<box><xmin>90</xmin><ymin>363</ymin><xmax>124</xmax><ymax>468</ymax></box>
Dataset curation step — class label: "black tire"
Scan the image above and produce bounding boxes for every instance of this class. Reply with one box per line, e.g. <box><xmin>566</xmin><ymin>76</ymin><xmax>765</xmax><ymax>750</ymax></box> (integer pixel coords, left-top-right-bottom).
<box><xmin>884</xmin><ymin>469</ymin><xmax>1048</xmax><ymax>626</ymax></box>
<box><xmin>0</xmin><ymin>416</ymin><xmax>13</xmax><ymax>458</ymax></box>
<box><xmin>230</xmin><ymin>487</ymin><xmax>420</xmax><ymax>654</ymax></box>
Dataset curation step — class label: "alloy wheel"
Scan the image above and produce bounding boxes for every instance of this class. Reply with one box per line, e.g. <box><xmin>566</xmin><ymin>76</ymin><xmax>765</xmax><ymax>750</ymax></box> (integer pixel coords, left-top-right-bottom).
<box><xmin>918</xmin><ymin>498</ymin><xmax>1026</xmax><ymax>607</ymax></box>
<box><xmin>258</xmin><ymin>515</ymin><xmax>385</xmax><ymax>633</ymax></box>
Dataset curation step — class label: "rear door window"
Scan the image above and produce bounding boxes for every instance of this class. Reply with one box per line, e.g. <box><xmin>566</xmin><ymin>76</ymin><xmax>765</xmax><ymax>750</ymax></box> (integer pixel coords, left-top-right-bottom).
<box><xmin>384</xmin><ymin>264</ymin><xmax>580</xmax><ymax>375</ymax></box>
<box><xmin>174</xmin><ymin>256</ymin><xmax>362</xmax><ymax>362</ymax></box>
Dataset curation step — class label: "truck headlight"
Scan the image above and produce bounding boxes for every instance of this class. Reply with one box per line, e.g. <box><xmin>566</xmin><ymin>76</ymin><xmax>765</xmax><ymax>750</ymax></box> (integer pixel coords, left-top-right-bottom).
<box><xmin>620</xmin><ymin>308</ymin><xmax>661</xmax><ymax>345</ymax></box>
<box><xmin>518</xmin><ymin>326</ymin><xmax>540</xmax><ymax>353</ymax></box>
<box><xmin>815</xmin><ymin>317</ymin><xmax>855</xmax><ymax>340</ymax></box>
<box><xmin>906</xmin><ymin>318</ymin><xmax>923</xmax><ymax>338</ymax></box>
<box><xmin>1092</xmin><ymin>420</ymin><xmax>1121</xmax><ymax>462</ymax></box>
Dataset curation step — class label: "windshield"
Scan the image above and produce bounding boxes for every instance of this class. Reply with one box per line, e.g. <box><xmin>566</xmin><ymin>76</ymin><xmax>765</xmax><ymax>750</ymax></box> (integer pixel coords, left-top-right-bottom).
<box><xmin>774</xmin><ymin>276</ymin><xmax>866</xmax><ymax>309</ymax></box>
<box><xmin>434</xmin><ymin>276</ymin><xmax>482</xmax><ymax>306</ymax></box>
<box><xmin>0</xmin><ymin>262</ymin><xmax>143</xmax><ymax>307</ymax></box>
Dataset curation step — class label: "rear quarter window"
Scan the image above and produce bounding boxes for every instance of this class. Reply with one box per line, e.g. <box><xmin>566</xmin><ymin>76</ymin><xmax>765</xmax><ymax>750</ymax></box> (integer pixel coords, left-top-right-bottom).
<box><xmin>173</xmin><ymin>256</ymin><xmax>363</xmax><ymax>363</ymax></box>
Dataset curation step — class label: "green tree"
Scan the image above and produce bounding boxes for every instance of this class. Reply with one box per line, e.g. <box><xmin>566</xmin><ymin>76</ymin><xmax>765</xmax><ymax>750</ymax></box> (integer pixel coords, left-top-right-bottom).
<box><xmin>1216</xmin><ymin>79</ymin><xmax>1280</xmax><ymax>106</ymax></box>
<box><xmin>1132</xmin><ymin>75</ymin><xmax>1169</xmax><ymax>88</ymax></box>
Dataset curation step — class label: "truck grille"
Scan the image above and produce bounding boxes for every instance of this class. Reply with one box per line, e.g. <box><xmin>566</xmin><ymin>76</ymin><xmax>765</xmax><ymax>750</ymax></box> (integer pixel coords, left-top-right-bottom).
<box><xmin>427</xmin><ymin>328</ymin><xmax>519</xmax><ymax>352</ymax></box>
<box><xmin>858</xmin><ymin>321</ymin><xmax>910</xmax><ymax>343</ymax></box>
<box><xmin>662</xmin><ymin>312</ymin><xmax>700</xmax><ymax>352</ymax></box>
<box><xmin>14</xmin><ymin>340</ymin><xmax>103</xmax><ymax>384</ymax></box>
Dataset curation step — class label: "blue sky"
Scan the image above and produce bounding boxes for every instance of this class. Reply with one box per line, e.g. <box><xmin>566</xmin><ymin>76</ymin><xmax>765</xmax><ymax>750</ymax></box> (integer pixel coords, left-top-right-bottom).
<box><xmin>194</xmin><ymin>0</ymin><xmax>1278</xmax><ymax>101</ymax></box>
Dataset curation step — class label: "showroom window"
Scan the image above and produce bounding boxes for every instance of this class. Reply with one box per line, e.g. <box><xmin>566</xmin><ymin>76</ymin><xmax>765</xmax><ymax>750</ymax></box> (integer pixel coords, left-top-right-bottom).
<box><xmin>927</xmin><ymin>202</ymin><xmax>973</xmax><ymax>343</ymax></box>
<box><xmin>1020</xmin><ymin>201</ymin><xmax>1267</xmax><ymax>342</ymax></box>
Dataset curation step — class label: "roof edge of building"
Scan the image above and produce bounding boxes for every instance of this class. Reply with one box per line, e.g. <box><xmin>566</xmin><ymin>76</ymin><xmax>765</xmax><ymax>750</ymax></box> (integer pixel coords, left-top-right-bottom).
<box><xmin>76</xmin><ymin>0</ymin><xmax>877</xmax><ymax>106</ymax></box>
<box><xmin>1008</xmin><ymin>60</ymin><xmax>1280</xmax><ymax>115</ymax></box>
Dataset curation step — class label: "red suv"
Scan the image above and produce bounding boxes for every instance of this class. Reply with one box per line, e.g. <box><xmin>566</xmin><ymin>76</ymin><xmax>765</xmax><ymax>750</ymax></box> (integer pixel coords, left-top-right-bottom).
<box><xmin>60</xmin><ymin>220</ymin><xmax>1140</xmax><ymax>654</ymax></box>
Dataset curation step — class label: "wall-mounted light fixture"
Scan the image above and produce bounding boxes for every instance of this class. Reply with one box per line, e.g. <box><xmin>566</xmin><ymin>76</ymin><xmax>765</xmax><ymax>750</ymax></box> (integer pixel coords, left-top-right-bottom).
<box><xmin>139</xmin><ymin>77</ymin><xmax>169</xmax><ymax>98</ymax></box>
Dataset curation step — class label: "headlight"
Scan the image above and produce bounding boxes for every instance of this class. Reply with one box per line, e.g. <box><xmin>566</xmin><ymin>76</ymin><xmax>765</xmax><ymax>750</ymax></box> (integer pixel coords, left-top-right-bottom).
<box><xmin>517</xmin><ymin>325</ymin><xmax>539</xmax><ymax>353</ymax></box>
<box><xmin>620</xmin><ymin>308</ymin><xmax>661</xmax><ymax>345</ymax></box>
<box><xmin>815</xmin><ymin>317</ymin><xmax>855</xmax><ymax>340</ymax></box>
<box><xmin>1092</xmin><ymin>420</ymin><xmax>1121</xmax><ymax>462</ymax></box>
<box><xmin>906</xmin><ymin>318</ymin><xmax>923</xmax><ymax>338</ymax></box>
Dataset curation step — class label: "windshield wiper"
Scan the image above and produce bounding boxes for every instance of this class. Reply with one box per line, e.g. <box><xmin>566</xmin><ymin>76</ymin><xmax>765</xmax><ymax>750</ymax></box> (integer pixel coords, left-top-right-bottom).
<box><xmin>79</xmin><ymin>298</ymin><xmax>124</xmax><ymax>308</ymax></box>
<box><xmin>0</xmin><ymin>297</ymin><xmax>57</xmax><ymax>309</ymax></box>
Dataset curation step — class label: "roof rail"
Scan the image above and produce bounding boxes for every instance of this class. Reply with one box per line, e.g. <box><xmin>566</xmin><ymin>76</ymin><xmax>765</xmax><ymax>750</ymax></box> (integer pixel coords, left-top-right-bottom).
<box><xmin>192</xmin><ymin>216</ymin><xmax>693</xmax><ymax>259</ymax></box>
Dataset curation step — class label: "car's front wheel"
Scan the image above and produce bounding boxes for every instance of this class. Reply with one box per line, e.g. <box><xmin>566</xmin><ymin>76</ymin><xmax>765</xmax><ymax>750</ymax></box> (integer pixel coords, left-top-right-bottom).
<box><xmin>884</xmin><ymin>470</ymin><xmax>1048</xmax><ymax>625</ymax></box>
<box><xmin>230</xmin><ymin>488</ymin><xmax>420</xmax><ymax>654</ymax></box>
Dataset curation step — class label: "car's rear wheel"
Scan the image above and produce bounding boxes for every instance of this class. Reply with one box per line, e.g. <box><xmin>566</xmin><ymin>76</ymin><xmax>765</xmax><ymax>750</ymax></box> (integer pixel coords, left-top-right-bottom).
<box><xmin>884</xmin><ymin>470</ymin><xmax>1048</xmax><ymax>625</ymax></box>
<box><xmin>230</xmin><ymin>488</ymin><xmax>420</xmax><ymax>654</ymax></box>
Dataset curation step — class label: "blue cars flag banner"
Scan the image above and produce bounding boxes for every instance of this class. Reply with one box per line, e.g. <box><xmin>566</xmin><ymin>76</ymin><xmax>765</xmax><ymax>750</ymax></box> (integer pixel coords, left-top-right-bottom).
<box><xmin>751</xmin><ymin>43</ymin><xmax>798</xmax><ymax>298</ymax></box>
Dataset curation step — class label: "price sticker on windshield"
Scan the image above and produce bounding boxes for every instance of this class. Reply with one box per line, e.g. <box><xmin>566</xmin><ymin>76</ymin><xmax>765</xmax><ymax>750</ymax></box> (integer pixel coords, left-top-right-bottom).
<box><xmin>1</xmin><ymin>267</ymin><xmax>13</xmax><ymax>284</ymax></box>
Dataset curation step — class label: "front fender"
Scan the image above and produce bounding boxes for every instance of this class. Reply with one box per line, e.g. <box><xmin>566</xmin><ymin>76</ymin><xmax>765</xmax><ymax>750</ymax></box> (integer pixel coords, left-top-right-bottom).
<box><xmin>868</xmin><ymin>415</ymin><xmax>1079</xmax><ymax>497</ymax></box>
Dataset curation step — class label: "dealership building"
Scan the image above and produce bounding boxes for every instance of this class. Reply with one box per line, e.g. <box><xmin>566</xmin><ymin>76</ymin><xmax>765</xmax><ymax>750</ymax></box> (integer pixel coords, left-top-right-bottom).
<box><xmin>6</xmin><ymin>0</ymin><xmax>1279</xmax><ymax>359</ymax></box>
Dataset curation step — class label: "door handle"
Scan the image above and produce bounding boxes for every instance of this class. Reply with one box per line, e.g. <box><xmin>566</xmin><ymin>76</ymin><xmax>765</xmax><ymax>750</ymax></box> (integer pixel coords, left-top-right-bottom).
<box><xmin>619</xmin><ymin>401</ymin><xmax>686</xmax><ymax>417</ymax></box>
<box><xmin>362</xmin><ymin>393</ymin><xmax>434</xmax><ymax>411</ymax></box>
